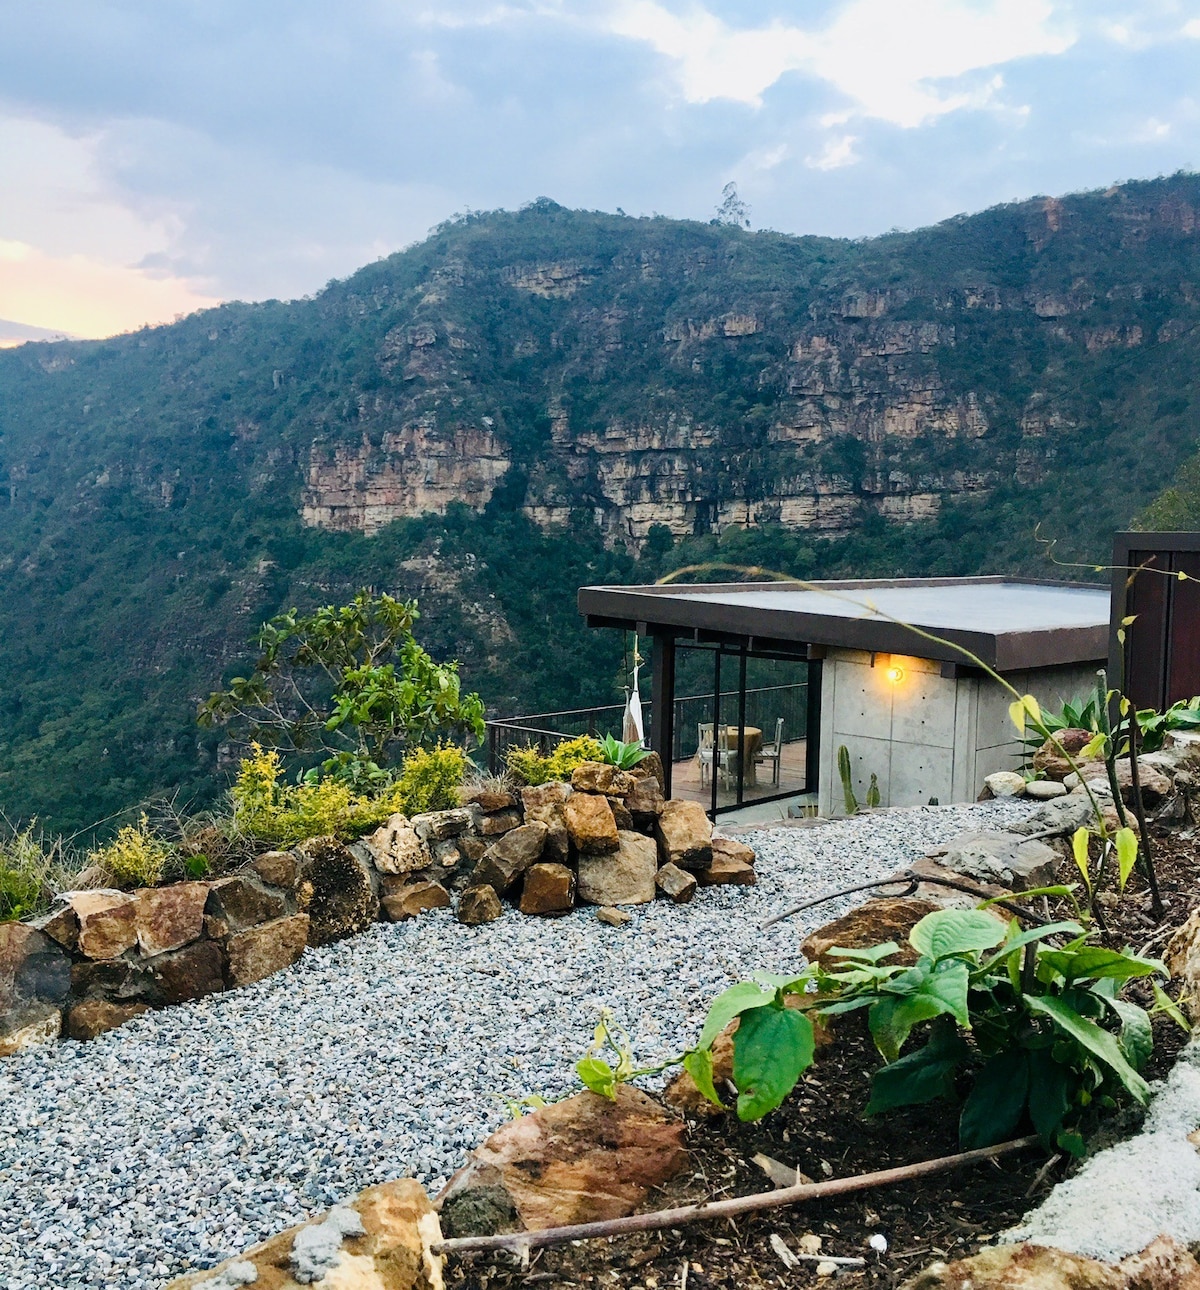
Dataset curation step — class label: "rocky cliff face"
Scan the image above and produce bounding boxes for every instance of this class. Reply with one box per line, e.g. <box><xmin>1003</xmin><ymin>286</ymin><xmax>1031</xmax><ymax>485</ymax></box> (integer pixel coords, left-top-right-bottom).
<box><xmin>297</xmin><ymin>183</ymin><xmax>1200</xmax><ymax>548</ymax></box>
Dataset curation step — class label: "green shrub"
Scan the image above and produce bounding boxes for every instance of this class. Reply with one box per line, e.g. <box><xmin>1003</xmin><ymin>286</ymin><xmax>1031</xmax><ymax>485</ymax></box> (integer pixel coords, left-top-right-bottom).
<box><xmin>231</xmin><ymin>742</ymin><xmax>467</xmax><ymax>845</ymax></box>
<box><xmin>505</xmin><ymin>735</ymin><xmax>605</xmax><ymax>786</ymax></box>
<box><xmin>505</xmin><ymin>744</ymin><xmax>553</xmax><ymax>786</ymax></box>
<box><xmin>0</xmin><ymin>827</ymin><xmax>54</xmax><ymax>921</ymax></box>
<box><xmin>90</xmin><ymin>814</ymin><xmax>172</xmax><ymax>889</ymax></box>
<box><xmin>392</xmin><ymin>744</ymin><xmax>467</xmax><ymax>815</ymax></box>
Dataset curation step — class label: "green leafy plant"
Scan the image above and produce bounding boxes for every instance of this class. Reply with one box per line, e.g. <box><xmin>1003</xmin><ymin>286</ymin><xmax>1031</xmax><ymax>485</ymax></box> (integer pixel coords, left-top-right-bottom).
<box><xmin>597</xmin><ymin>734</ymin><xmax>649</xmax><ymax>770</ymax></box>
<box><xmin>688</xmin><ymin>908</ymin><xmax>1177</xmax><ymax>1154</ymax></box>
<box><xmin>0</xmin><ymin>825</ymin><xmax>64</xmax><ymax>921</ymax></box>
<box><xmin>199</xmin><ymin>591</ymin><xmax>485</xmax><ymax>786</ymax></box>
<box><xmin>866</xmin><ymin>772</ymin><xmax>881</xmax><ymax>809</ymax></box>
<box><xmin>89</xmin><ymin>814</ymin><xmax>172</xmax><ymax>889</ymax></box>
<box><xmin>390</xmin><ymin>743</ymin><xmax>468</xmax><ymax>815</ymax></box>
<box><xmin>504</xmin><ymin>744</ymin><xmax>554</xmax><ymax>787</ymax></box>
<box><xmin>505</xmin><ymin>735</ymin><xmax>605</xmax><ymax>786</ymax></box>
<box><xmin>576</xmin><ymin>1007</ymin><xmax>683</xmax><ymax>1099</ymax></box>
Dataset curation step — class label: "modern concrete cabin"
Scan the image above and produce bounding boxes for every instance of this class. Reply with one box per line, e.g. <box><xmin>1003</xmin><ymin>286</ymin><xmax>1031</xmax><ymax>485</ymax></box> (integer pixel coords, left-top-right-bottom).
<box><xmin>579</xmin><ymin>578</ymin><xmax>1110</xmax><ymax>817</ymax></box>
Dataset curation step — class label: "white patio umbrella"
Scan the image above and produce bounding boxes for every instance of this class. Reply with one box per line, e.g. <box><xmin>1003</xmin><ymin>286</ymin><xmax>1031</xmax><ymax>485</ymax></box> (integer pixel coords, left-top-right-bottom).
<box><xmin>622</xmin><ymin>636</ymin><xmax>645</xmax><ymax>745</ymax></box>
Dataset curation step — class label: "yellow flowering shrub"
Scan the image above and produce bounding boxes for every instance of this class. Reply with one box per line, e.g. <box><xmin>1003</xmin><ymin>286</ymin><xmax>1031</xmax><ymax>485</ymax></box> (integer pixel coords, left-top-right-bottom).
<box><xmin>90</xmin><ymin>814</ymin><xmax>171</xmax><ymax>889</ymax></box>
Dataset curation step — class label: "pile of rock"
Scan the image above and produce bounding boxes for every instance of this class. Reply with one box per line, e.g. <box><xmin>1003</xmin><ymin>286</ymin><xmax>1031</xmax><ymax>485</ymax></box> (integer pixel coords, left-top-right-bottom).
<box><xmin>982</xmin><ymin>728</ymin><xmax>1200</xmax><ymax>831</ymax></box>
<box><xmin>362</xmin><ymin>758</ymin><xmax>756</xmax><ymax>928</ymax></box>
<box><xmin>1</xmin><ymin>758</ymin><xmax>756</xmax><ymax>1054</ymax></box>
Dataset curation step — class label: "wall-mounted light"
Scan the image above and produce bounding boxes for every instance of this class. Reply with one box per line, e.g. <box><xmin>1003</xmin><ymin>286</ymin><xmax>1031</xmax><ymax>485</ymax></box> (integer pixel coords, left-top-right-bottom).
<box><xmin>885</xmin><ymin>663</ymin><xmax>905</xmax><ymax>685</ymax></box>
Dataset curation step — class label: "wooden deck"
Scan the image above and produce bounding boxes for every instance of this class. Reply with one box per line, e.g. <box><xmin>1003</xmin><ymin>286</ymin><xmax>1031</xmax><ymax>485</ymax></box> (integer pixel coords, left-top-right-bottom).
<box><xmin>670</xmin><ymin>739</ymin><xmax>809</xmax><ymax>810</ymax></box>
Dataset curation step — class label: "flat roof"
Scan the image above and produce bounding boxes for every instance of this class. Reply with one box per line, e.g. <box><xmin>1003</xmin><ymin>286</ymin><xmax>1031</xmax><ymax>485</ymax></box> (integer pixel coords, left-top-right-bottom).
<box><xmin>579</xmin><ymin>577</ymin><xmax>1110</xmax><ymax>672</ymax></box>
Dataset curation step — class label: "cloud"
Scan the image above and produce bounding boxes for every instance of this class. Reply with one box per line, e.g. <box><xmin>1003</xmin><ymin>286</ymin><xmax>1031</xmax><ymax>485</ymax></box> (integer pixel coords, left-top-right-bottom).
<box><xmin>0</xmin><ymin>1</ymin><xmax>1199</xmax><ymax>333</ymax></box>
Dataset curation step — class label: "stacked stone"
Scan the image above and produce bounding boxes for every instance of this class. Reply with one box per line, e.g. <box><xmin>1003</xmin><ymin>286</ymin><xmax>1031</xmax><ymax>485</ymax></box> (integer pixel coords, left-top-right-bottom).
<box><xmin>1</xmin><ymin>757</ymin><xmax>759</xmax><ymax>1054</ymax></box>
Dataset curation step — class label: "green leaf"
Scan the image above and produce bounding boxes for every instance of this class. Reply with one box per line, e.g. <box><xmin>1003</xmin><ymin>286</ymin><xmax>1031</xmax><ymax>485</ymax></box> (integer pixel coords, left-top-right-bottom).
<box><xmin>909</xmin><ymin>909</ymin><xmax>1006</xmax><ymax>961</ymax></box>
<box><xmin>1071</xmin><ymin>828</ymin><xmax>1091</xmax><ymax>889</ymax></box>
<box><xmin>1080</xmin><ymin>732</ymin><xmax>1108</xmax><ymax>761</ymax></box>
<box><xmin>698</xmin><ymin>981</ymin><xmax>775</xmax><ymax>1049</ymax></box>
<box><xmin>869</xmin><ymin>991</ymin><xmax>951</xmax><ymax>1062</ymax></box>
<box><xmin>826</xmin><ymin>941</ymin><xmax>902</xmax><ymax>963</ymax></box>
<box><xmin>1149</xmin><ymin>982</ymin><xmax>1190</xmax><ymax>1031</ymax></box>
<box><xmin>1107</xmin><ymin>997</ymin><xmax>1154</xmax><ymax>1070</ymax></box>
<box><xmin>682</xmin><ymin>1048</ymin><xmax>722</xmax><ymax>1108</ymax></box>
<box><xmin>576</xmin><ymin>1057</ymin><xmax>617</xmax><ymax>1100</ymax></box>
<box><xmin>1027</xmin><ymin>1048</ymin><xmax>1073</xmax><ymax>1145</ymax></box>
<box><xmin>980</xmin><ymin>885</ymin><xmax>1078</xmax><ymax>906</ymax></box>
<box><xmin>960</xmin><ymin>1049</ymin><xmax>1030</xmax><ymax>1149</ymax></box>
<box><xmin>731</xmin><ymin>1005</ymin><xmax>815</xmax><ymax>1121</ymax></box>
<box><xmin>1039</xmin><ymin>947</ymin><xmax>1163</xmax><ymax>984</ymax></box>
<box><xmin>865</xmin><ymin>1021</ymin><xmax>970</xmax><ymax>1116</ymax></box>
<box><xmin>1115</xmin><ymin>828</ymin><xmax>1139</xmax><ymax>894</ymax></box>
<box><xmin>1025</xmin><ymin>995</ymin><xmax>1150</xmax><ymax>1103</ymax></box>
<box><xmin>978</xmin><ymin>921</ymin><xmax>1085</xmax><ymax>972</ymax></box>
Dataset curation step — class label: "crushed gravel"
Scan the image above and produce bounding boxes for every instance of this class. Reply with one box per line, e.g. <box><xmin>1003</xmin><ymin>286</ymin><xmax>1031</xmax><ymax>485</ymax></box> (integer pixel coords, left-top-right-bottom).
<box><xmin>0</xmin><ymin>799</ymin><xmax>1029</xmax><ymax>1289</ymax></box>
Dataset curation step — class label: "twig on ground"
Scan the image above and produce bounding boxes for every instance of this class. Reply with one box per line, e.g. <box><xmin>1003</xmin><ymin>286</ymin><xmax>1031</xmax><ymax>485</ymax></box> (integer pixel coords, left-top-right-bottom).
<box><xmin>432</xmin><ymin>1136</ymin><xmax>1041</xmax><ymax>1258</ymax></box>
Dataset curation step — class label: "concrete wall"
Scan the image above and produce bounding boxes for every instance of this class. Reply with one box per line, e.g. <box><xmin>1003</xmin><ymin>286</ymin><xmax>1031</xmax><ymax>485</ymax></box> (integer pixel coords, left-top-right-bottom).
<box><xmin>817</xmin><ymin>649</ymin><xmax>1101</xmax><ymax>816</ymax></box>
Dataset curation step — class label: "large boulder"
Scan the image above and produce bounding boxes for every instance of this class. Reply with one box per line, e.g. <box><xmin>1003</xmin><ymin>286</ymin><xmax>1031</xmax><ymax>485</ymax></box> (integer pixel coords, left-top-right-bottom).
<box><xmin>565</xmin><ymin>793</ymin><xmax>619</xmax><ymax>855</ymax></box>
<box><xmin>359</xmin><ymin>813</ymin><xmax>428</xmax><ymax>875</ymax></box>
<box><xmin>66</xmin><ymin>890</ymin><xmax>138</xmax><ymax>960</ymax></box>
<box><xmin>654</xmin><ymin>799</ymin><xmax>713</xmax><ymax>871</ymax></box>
<box><xmin>149</xmin><ymin>941</ymin><xmax>227</xmax><ymax>1004</ymax></box>
<box><xmin>801</xmin><ymin>896</ymin><xmax>945</xmax><ymax>968</ymax></box>
<box><xmin>134</xmin><ymin>881</ymin><xmax>208</xmax><ymax>956</ymax></box>
<box><xmin>226</xmin><ymin>914</ymin><xmax>309</xmax><ymax>988</ymax></box>
<box><xmin>521</xmin><ymin>781</ymin><xmax>572</xmax><ymax>862</ymax></box>
<box><xmin>571</xmin><ymin>761</ymin><xmax>635</xmax><ymax>797</ymax></box>
<box><xmin>577</xmin><ymin>831</ymin><xmax>658</xmax><ymax>905</ymax></box>
<box><xmin>381</xmin><ymin>881</ymin><xmax>451</xmax><ymax>922</ymax></box>
<box><xmin>438</xmin><ymin>1086</ymin><xmax>688</xmax><ymax>1236</ymax></box>
<box><xmin>163</xmin><ymin>1180</ymin><xmax>444</xmax><ymax>1290</ymax></box>
<box><xmin>295</xmin><ymin>837</ymin><xmax>379</xmax><ymax>946</ymax></box>
<box><xmin>519</xmin><ymin>863</ymin><xmax>576</xmax><ymax>915</ymax></box>
<box><xmin>470</xmin><ymin>822</ymin><xmax>549</xmax><ymax>894</ymax></box>
<box><xmin>1065</xmin><ymin>759</ymin><xmax>1173</xmax><ymax>809</ymax></box>
<box><xmin>938</xmin><ymin>830</ymin><xmax>1060</xmax><ymax>891</ymax></box>
<box><xmin>0</xmin><ymin>922</ymin><xmax>71</xmax><ymax>1054</ymax></box>
<box><xmin>204</xmin><ymin>875</ymin><xmax>288</xmax><ymax>938</ymax></box>
<box><xmin>457</xmin><ymin>885</ymin><xmax>503</xmax><ymax>926</ymax></box>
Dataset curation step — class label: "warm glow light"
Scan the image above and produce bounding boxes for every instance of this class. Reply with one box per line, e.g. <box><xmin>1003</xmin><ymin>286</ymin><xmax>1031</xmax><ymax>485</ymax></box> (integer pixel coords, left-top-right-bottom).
<box><xmin>885</xmin><ymin>664</ymin><xmax>905</xmax><ymax>684</ymax></box>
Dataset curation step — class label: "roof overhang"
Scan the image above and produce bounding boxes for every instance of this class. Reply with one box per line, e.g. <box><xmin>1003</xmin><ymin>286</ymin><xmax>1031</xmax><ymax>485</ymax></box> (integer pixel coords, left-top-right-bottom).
<box><xmin>578</xmin><ymin>577</ymin><xmax>1110</xmax><ymax>673</ymax></box>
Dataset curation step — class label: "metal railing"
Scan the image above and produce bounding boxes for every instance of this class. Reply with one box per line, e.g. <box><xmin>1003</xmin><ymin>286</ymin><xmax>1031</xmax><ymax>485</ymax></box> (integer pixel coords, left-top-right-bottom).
<box><xmin>484</xmin><ymin>682</ymin><xmax>808</xmax><ymax>772</ymax></box>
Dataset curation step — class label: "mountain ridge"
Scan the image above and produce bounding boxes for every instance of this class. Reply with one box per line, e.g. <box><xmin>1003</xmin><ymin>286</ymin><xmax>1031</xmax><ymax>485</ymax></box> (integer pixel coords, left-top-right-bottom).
<box><xmin>2</xmin><ymin>178</ymin><xmax>1199</xmax><ymax>832</ymax></box>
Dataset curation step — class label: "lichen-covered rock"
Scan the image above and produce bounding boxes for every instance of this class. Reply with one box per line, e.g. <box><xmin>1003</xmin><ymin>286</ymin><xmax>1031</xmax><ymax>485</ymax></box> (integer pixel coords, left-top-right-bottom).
<box><xmin>204</xmin><ymin>875</ymin><xmax>288</xmax><ymax>938</ymax></box>
<box><xmin>411</xmin><ymin>807</ymin><xmax>476</xmax><ymax>842</ymax></box>
<box><xmin>251</xmin><ymin>851</ymin><xmax>300</xmax><ymax>889</ymax></box>
<box><xmin>66</xmin><ymin>998</ymin><xmax>149</xmax><ymax>1041</ymax></box>
<box><xmin>470</xmin><ymin>822</ymin><xmax>549</xmax><ymax>893</ymax></box>
<box><xmin>381</xmin><ymin>881</ymin><xmax>451</xmax><ymax>922</ymax></box>
<box><xmin>479</xmin><ymin>809</ymin><xmax>523</xmax><ymax>836</ymax></box>
<box><xmin>226</xmin><ymin>914</ymin><xmax>309</xmax><ymax>988</ymax></box>
<box><xmin>654</xmin><ymin>862</ymin><xmax>697</xmax><ymax>904</ymax></box>
<box><xmin>565</xmin><ymin>793</ymin><xmax>619</xmax><ymax>855</ymax></box>
<box><xmin>0</xmin><ymin>921</ymin><xmax>71</xmax><ymax>1042</ymax></box>
<box><xmin>457</xmin><ymin>885</ymin><xmax>503</xmax><ymax>926</ymax></box>
<box><xmin>438</xmin><ymin>1086</ymin><xmax>688</xmax><ymax>1236</ymax></box>
<box><xmin>519</xmin><ymin>863</ymin><xmax>575</xmax><ymax>915</ymax></box>
<box><xmin>163</xmin><ymin>1180</ymin><xmax>444</xmax><ymax>1290</ymax></box>
<box><xmin>149</xmin><ymin>940</ymin><xmax>227</xmax><ymax>1004</ymax></box>
<box><xmin>67</xmin><ymin>890</ymin><xmax>138</xmax><ymax>960</ymax></box>
<box><xmin>521</xmin><ymin>781</ymin><xmax>572</xmax><ymax>862</ymax></box>
<box><xmin>577</xmin><ymin>831</ymin><xmax>658</xmax><ymax>905</ymax></box>
<box><xmin>134</xmin><ymin>881</ymin><xmax>208</xmax><ymax>956</ymax></box>
<box><xmin>571</xmin><ymin>761</ymin><xmax>635</xmax><ymax>796</ymax></box>
<box><xmin>654</xmin><ymin>799</ymin><xmax>713</xmax><ymax>870</ymax></box>
<box><xmin>295</xmin><ymin>837</ymin><xmax>379</xmax><ymax>946</ymax></box>
<box><xmin>359</xmin><ymin>813</ymin><xmax>428</xmax><ymax>875</ymax></box>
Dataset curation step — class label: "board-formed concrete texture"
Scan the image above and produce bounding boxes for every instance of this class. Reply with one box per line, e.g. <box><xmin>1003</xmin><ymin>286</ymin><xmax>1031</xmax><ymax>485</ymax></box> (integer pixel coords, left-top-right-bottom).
<box><xmin>817</xmin><ymin>649</ymin><xmax>1099</xmax><ymax>814</ymax></box>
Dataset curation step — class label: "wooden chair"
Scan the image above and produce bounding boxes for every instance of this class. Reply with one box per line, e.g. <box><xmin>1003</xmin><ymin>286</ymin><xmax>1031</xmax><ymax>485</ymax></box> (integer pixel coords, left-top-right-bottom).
<box><xmin>697</xmin><ymin>723</ymin><xmax>735</xmax><ymax>790</ymax></box>
<box><xmin>755</xmin><ymin>717</ymin><xmax>785</xmax><ymax>786</ymax></box>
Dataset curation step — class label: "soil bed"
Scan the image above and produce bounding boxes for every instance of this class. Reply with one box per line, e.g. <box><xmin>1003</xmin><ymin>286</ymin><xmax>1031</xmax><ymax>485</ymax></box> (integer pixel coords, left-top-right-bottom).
<box><xmin>447</xmin><ymin>828</ymin><xmax>1200</xmax><ymax>1290</ymax></box>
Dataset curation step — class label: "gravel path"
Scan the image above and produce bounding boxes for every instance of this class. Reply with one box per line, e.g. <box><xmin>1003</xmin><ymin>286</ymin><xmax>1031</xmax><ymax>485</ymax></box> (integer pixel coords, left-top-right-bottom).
<box><xmin>1</xmin><ymin>800</ymin><xmax>1028</xmax><ymax>1289</ymax></box>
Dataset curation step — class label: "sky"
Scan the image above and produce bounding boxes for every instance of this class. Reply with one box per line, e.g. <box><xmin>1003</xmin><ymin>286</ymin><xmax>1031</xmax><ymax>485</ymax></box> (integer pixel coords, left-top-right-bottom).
<box><xmin>2</xmin><ymin>0</ymin><xmax>1200</xmax><ymax>338</ymax></box>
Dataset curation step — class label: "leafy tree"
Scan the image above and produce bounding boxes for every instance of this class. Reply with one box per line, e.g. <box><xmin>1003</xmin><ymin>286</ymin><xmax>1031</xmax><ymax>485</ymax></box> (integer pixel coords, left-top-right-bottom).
<box><xmin>198</xmin><ymin>591</ymin><xmax>484</xmax><ymax>786</ymax></box>
<box><xmin>714</xmin><ymin>181</ymin><xmax>751</xmax><ymax>228</ymax></box>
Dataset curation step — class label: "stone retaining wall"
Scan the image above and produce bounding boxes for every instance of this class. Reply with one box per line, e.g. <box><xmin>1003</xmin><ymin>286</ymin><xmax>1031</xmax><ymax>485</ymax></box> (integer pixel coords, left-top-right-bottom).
<box><xmin>0</xmin><ymin>758</ymin><xmax>756</xmax><ymax>1055</ymax></box>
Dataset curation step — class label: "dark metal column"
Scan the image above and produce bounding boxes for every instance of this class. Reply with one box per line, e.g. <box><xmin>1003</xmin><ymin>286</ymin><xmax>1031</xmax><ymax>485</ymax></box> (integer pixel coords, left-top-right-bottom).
<box><xmin>805</xmin><ymin>657</ymin><xmax>823</xmax><ymax>796</ymax></box>
<box><xmin>650</xmin><ymin>631</ymin><xmax>676</xmax><ymax>798</ymax></box>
